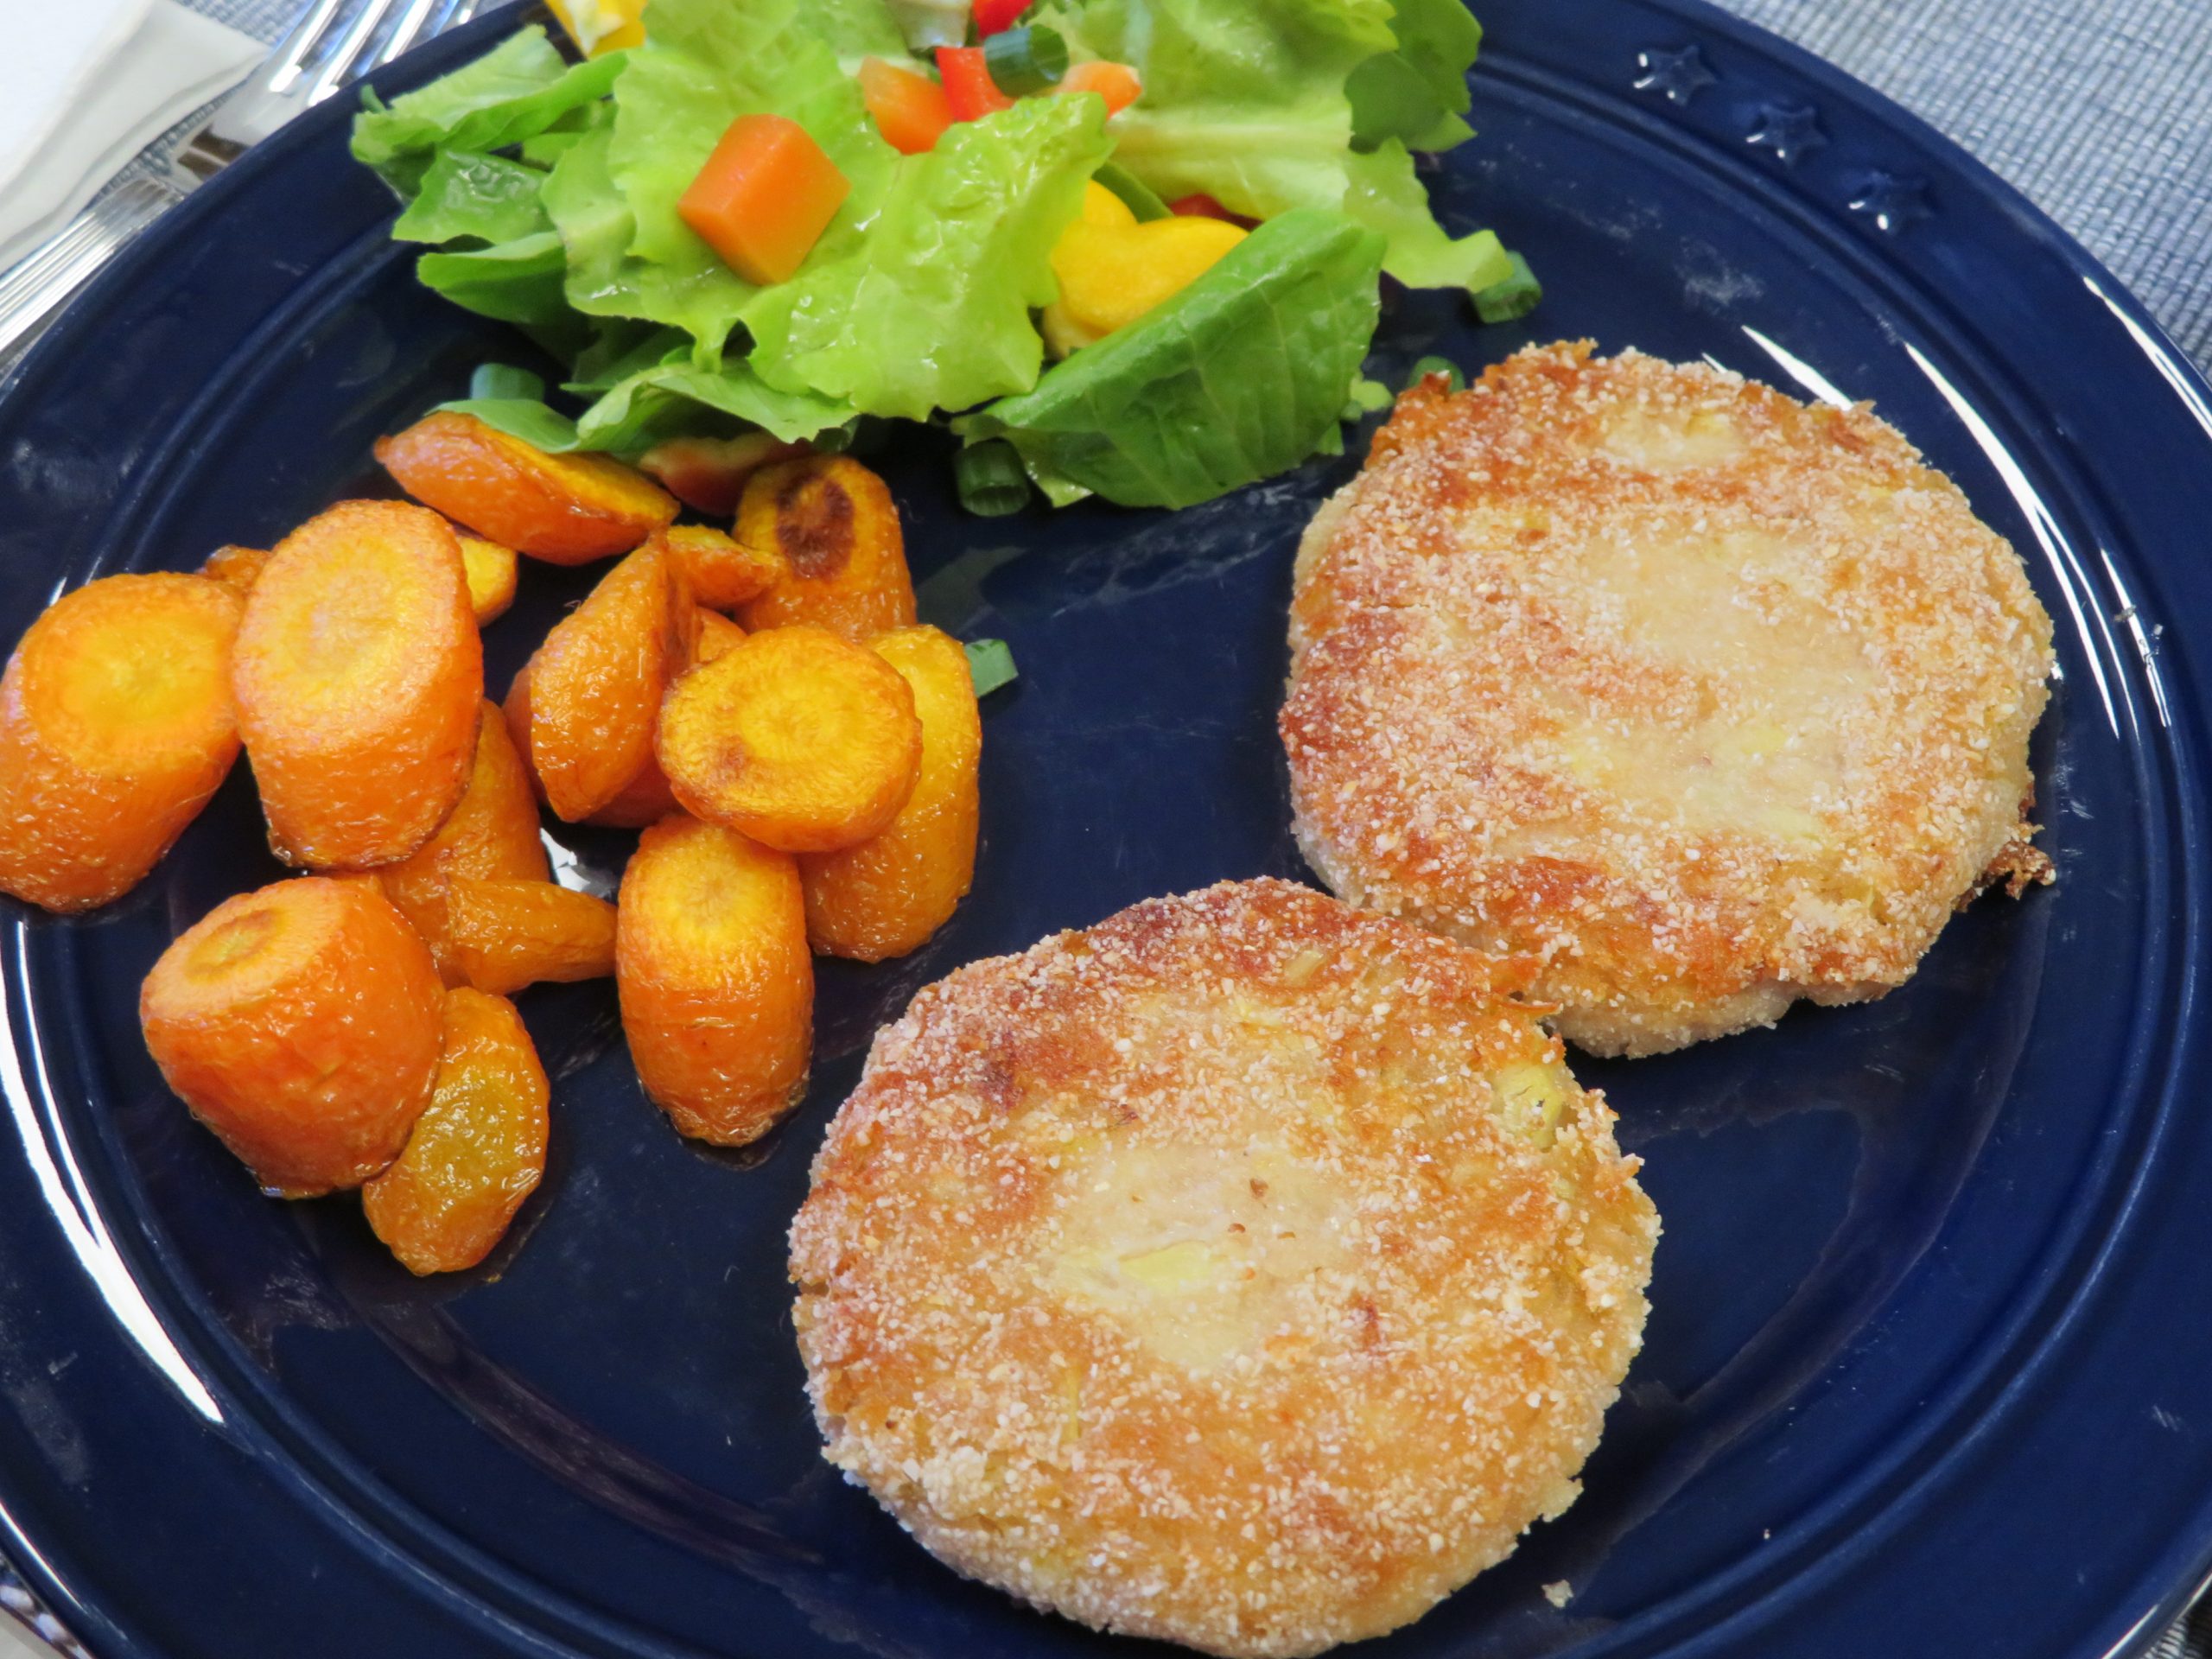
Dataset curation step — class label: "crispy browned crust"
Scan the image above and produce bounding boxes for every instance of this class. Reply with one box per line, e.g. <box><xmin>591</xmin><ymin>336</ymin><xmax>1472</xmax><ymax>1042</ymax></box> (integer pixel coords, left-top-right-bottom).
<box><xmin>790</xmin><ymin>879</ymin><xmax>1657</xmax><ymax>1658</ymax></box>
<box><xmin>1281</xmin><ymin>342</ymin><xmax>2056</xmax><ymax>1057</ymax></box>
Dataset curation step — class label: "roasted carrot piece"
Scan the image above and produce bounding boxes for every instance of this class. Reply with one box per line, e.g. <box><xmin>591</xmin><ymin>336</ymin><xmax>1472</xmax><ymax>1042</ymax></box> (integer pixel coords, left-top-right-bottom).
<box><xmin>657</xmin><ymin>624</ymin><xmax>921</xmax><ymax>853</ymax></box>
<box><xmin>139</xmin><ymin>876</ymin><xmax>445</xmax><ymax>1196</ymax></box>
<box><xmin>512</xmin><ymin>541</ymin><xmax>696</xmax><ymax>822</ymax></box>
<box><xmin>1058</xmin><ymin>59</ymin><xmax>1141</xmax><ymax>115</ymax></box>
<box><xmin>858</xmin><ymin>57</ymin><xmax>953</xmax><ymax>155</ymax></box>
<box><xmin>445</xmin><ymin>877</ymin><xmax>617</xmax><ymax>996</ymax></box>
<box><xmin>617</xmin><ymin>815</ymin><xmax>810</xmax><ymax>1146</ymax></box>
<box><xmin>937</xmin><ymin>45</ymin><xmax>1013</xmax><ymax>120</ymax></box>
<box><xmin>693</xmin><ymin>607</ymin><xmax>747</xmax><ymax>664</ymax></box>
<box><xmin>458</xmin><ymin>534</ymin><xmax>519</xmax><ymax>625</ymax></box>
<box><xmin>656</xmin><ymin>522</ymin><xmax>785</xmax><ymax>611</ymax></box>
<box><xmin>801</xmin><ymin>626</ymin><xmax>982</xmax><ymax>961</ymax></box>
<box><xmin>637</xmin><ymin>433</ymin><xmax>807</xmax><ymax>518</ymax></box>
<box><xmin>0</xmin><ymin>575</ymin><xmax>243</xmax><ymax>912</ymax></box>
<box><xmin>363</xmin><ymin>988</ymin><xmax>550</xmax><ymax>1274</ymax></box>
<box><xmin>199</xmin><ymin>544</ymin><xmax>269</xmax><ymax>597</ymax></box>
<box><xmin>503</xmin><ymin>664</ymin><xmax>680</xmax><ymax>829</ymax></box>
<box><xmin>734</xmin><ymin>455</ymin><xmax>916</xmax><ymax>640</ymax></box>
<box><xmin>678</xmin><ymin>114</ymin><xmax>850</xmax><ymax>286</ymax></box>
<box><xmin>376</xmin><ymin>411</ymin><xmax>677</xmax><ymax>566</ymax></box>
<box><xmin>374</xmin><ymin>700</ymin><xmax>550</xmax><ymax>983</ymax></box>
<box><xmin>232</xmin><ymin>500</ymin><xmax>481</xmax><ymax>870</ymax></box>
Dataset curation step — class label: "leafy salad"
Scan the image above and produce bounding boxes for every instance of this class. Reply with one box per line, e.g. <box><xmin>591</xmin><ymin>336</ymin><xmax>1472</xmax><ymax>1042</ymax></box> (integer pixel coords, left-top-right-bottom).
<box><xmin>351</xmin><ymin>0</ymin><xmax>1530</xmax><ymax>512</ymax></box>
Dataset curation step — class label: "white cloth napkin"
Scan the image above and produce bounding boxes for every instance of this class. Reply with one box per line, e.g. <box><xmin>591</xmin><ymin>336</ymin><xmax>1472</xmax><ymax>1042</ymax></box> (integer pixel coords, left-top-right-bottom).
<box><xmin>0</xmin><ymin>0</ymin><xmax>261</xmax><ymax>270</ymax></box>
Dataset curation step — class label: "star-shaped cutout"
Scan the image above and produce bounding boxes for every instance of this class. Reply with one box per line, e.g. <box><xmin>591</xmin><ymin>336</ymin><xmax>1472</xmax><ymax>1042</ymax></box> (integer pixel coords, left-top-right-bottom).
<box><xmin>1746</xmin><ymin>102</ymin><xmax>1827</xmax><ymax>168</ymax></box>
<box><xmin>1632</xmin><ymin>44</ymin><xmax>1715</xmax><ymax>105</ymax></box>
<box><xmin>1848</xmin><ymin>171</ymin><xmax>1932</xmax><ymax>234</ymax></box>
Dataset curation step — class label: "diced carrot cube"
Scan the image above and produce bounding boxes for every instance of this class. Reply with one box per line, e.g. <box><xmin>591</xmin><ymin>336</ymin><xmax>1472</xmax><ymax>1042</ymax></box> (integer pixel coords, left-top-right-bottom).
<box><xmin>858</xmin><ymin>57</ymin><xmax>953</xmax><ymax>155</ymax></box>
<box><xmin>1058</xmin><ymin>60</ymin><xmax>1141</xmax><ymax>115</ymax></box>
<box><xmin>677</xmin><ymin>114</ymin><xmax>849</xmax><ymax>287</ymax></box>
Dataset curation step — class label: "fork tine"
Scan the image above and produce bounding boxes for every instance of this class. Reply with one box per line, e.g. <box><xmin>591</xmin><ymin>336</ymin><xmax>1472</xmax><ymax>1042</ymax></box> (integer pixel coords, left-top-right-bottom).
<box><xmin>262</xmin><ymin>0</ymin><xmax>367</xmax><ymax>93</ymax></box>
<box><xmin>303</xmin><ymin>0</ymin><xmax>410</xmax><ymax>104</ymax></box>
<box><xmin>367</xmin><ymin>0</ymin><xmax>447</xmax><ymax>69</ymax></box>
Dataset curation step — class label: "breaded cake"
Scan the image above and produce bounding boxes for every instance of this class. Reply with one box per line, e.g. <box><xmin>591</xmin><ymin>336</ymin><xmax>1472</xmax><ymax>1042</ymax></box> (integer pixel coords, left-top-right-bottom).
<box><xmin>790</xmin><ymin>878</ymin><xmax>1657</xmax><ymax>1658</ymax></box>
<box><xmin>1281</xmin><ymin>342</ymin><xmax>2055</xmax><ymax>1058</ymax></box>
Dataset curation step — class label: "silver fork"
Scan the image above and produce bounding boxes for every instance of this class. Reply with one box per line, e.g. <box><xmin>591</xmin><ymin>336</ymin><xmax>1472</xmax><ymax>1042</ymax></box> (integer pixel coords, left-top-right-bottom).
<box><xmin>0</xmin><ymin>0</ymin><xmax>494</xmax><ymax>372</ymax></box>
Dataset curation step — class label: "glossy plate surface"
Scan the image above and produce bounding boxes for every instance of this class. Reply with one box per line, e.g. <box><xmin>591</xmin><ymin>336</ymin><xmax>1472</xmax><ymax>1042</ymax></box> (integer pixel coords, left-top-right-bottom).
<box><xmin>3</xmin><ymin>3</ymin><xmax>2212</xmax><ymax>1656</ymax></box>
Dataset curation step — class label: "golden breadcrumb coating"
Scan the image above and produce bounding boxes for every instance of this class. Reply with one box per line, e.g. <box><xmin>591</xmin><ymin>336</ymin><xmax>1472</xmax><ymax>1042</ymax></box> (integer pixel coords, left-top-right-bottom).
<box><xmin>791</xmin><ymin>878</ymin><xmax>1657</xmax><ymax>1658</ymax></box>
<box><xmin>1282</xmin><ymin>342</ymin><xmax>2055</xmax><ymax>1057</ymax></box>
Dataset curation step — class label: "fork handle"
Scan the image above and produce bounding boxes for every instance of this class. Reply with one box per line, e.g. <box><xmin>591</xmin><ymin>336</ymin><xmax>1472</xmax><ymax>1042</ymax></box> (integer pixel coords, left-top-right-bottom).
<box><xmin>0</xmin><ymin>175</ymin><xmax>193</xmax><ymax>377</ymax></box>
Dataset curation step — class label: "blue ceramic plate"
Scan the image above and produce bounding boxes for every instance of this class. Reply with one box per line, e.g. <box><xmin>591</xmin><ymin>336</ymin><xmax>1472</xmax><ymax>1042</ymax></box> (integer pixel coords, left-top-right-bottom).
<box><xmin>3</xmin><ymin>2</ymin><xmax>2210</xmax><ymax>1656</ymax></box>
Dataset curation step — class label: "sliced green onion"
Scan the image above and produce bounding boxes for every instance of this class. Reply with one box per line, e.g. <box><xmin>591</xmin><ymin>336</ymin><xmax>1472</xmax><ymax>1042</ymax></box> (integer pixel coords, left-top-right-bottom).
<box><xmin>982</xmin><ymin>26</ymin><xmax>1067</xmax><ymax>94</ymax></box>
<box><xmin>1404</xmin><ymin>355</ymin><xmax>1464</xmax><ymax>392</ymax></box>
<box><xmin>1472</xmin><ymin>251</ymin><xmax>1541</xmax><ymax>324</ymax></box>
<box><xmin>1341</xmin><ymin>374</ymin><xmax>1392</xmax><ymax>420</ymax></box>
<box><xmin>1093</xmin><ymin>162</ymin><xmax>1168</xmax><ymax>222</ymax></box>
<box><xmin>957</xmin><ymin>440</ymin><xmax>1033</xmax><ymax>516</ymax></box>
<box><xmin>469</xmin><ymin>363</ymin><xmax>548</xmax><ymax>403</ymax></box>
<box><xmin>964</xmin><ymin>638</ymin><xmax>1020</xmax><ymax>696</ymax></box>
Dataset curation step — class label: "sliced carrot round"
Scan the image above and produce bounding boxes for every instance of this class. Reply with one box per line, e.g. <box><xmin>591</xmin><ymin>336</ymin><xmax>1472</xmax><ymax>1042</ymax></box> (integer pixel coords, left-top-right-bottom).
<box><xmin>637</xmin><ymin>434</ymin><xmax>807</xmax><ymax>518</ymax></box>
<box><xmin>618</xmin><ymin>814</ymin><xmax>811</xmax><ymax>1146</ymax></box>
<box><xmin>658</xmin><ymin>522</ymin><xmax>785</xmax><ymax>611</ymax></box>
<box><xmin>445</xmin><ymin>877</ymin><xmax>617</xmax><ymax>997</ymax></box>
<box><xmin>457</xmin><ymin>534</ymin><xmax>519</xmax><ymax>624</ymax></box>
<box><xmin>801</xmin><ymin>626</ymin><xmax>982</xmax><ymax>961</ymax></box>
<box><xmin>0</xmin><ymin>573</ymin><xmax>244</xmax><ymax>912</ymax></box>
<box><xmin>375</xmin><ymin>700</ymin><xmax>550</xmax><ymax>983</ymax></box>
<box><xmin>514</xmin><ymin>540</ymin><xmax>696</xmax><ymax>822</ymax></box>
<box><xmin>363</xmin><ymin>988</ymin><xmax>549</xmax><ymax>1275</ymax></box>
<box><xmin>140</xmin><ymin>876</ymin><xmax>445</xmax><ymax>1196</ymax></box>
<box><xmin>232</xmin><ymin>500</ymin><xmax>482</xmax><ymax>870</ymax></box>
<box><xmin>199</xmin><ymin>544</ymin><xmax>269</xmax><ymax>597</ymax></box>
<box><xmin>734</xmin><ymin>455</ymin><xmax>916</xmax><ymax>640</ymax></box>
<box><xmin>656</xmin><ymin>624</ymin><xmax>922</xmax><ymax>853</ymax></box>
<box><xmin>693</xmin><ymin>607</ymin><xmax>747</xmax><ymax>664</ymax></box>
<box><xmin>376</xmin><ymin>411</ymin><xmax>677</xmax><ymax>565</ymax></box>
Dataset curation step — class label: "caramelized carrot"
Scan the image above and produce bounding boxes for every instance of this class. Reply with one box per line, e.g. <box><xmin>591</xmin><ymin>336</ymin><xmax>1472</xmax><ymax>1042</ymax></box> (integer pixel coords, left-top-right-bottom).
<box><xmin>363</xmin><ymin>988</ymin><xmax>549</xmax><ymax>1275</ymax></box>
<box><xmin>199</xmin><ymin>544</ymin><xmax>269</xmax><ymax>597</ymax></box>
<box><xmin>512</xmin><ymin>541</ymin><xmax>696</xmax><ymax>822</ymax></box>
<box><xmin>445</xmin><ymin>877</ymin><xmax>617</xmax><ymax>997</ymax></box>
<box><xmin>734</xmin><ymin>454</ymin><xmax>916</xmax><ymax>640</ymax></box>
<box><xmin>801</xmin><ymin>626</ymin><xmax>982</xmax><ymax>961</ymax></box>
<box><xmin>656</xmin><ymin>522</ymin><xmax>785</xmax><ymax>611</ymax></box>
<box><xmin>618</xmin><ymin>815</ymin><xmax>811</xmax><ymax>1146</ymax></box>
<box><xmin>231</xmin><ymin>500</ymin><xmax>481</xmax><ymax>870</ymax></box>
<box><xmin>140</xmin><ymin>877</ymin><xmax>445</xmax><ymax>1196</ymax></box>
<box><xmin>376</xmin><ymin>411</ymin><xmax>677</xmax><ymax>565</ymax></box>
<box><xmin>678</xmin><ymin>114</ymin><xmax>849</xmax><ymax>286</ymax></box>
<box><xmin>656</xmin><ymin>624</ymin><xmax>922</xmax><ymax>854</ymax></box>
<box><xmin>858</xmin><ymin>57</ymin><xmax>952</xmax><ymax>155</ymax></box>
<box><xmin>637</xmin><ymin>433</ymin><xmax>806</xmax><ymax>518</ymax></box>
<box><xmin>457</xmin><ymin>534</ymin><xmax>519</xmax><ymax>625</ymax></box>
<box><xmin>374</xmin><ymin>700</ymin><xmax>550</xmax><ymax>983</ymax></box>
<box><xmin>0</xmin><ymin>575</ymin><xmax>243</xmax><ymax>912</ymax></box>
<box><xmin>693</xmin><ymin>607</ymin><xmax>747</xmax><ymax>664</ymax></box>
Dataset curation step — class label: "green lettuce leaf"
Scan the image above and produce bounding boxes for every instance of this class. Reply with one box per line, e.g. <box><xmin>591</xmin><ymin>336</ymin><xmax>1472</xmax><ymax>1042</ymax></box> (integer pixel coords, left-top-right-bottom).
<box><xmin>416</xmin><ymin>232</ymin><xmax>575</xmax><ymax>330</ymax></box>
<box><xmin>1038</xmin><ymin>0</ymin><xmax>1497</xmax><ymax>289</ymax></box>
<box><xmin>741</xmin><ymin>96</ymin><xmax>1113</xmax><ymax>421</ymax></box>
<box><xmin>957</xmin><ymin>207</ymin><xmax>1385</xmax><ymax>508</ymax></box>
<box><xmin>541</xmin><ymin>125</ymin><xmax>752</xmax><ymax>346</ymax></box>
<box><xmin>573</xmin><ymin>360</ymin><xmax>858</xmax><ymax>452</ymax></box>
<box><xmin>1343</xmin><ymin>143</ymin><xmax>1509</xmax><ymax>290</ymax></box>
<box><xmin>1347</xmin><ymin>0</ymin><xmax>1480</xmax><ymax>150</ymax></box>
<box><xmin>391</xmin><ymin>150</ymin><xmax>552</xmax><ymax>245</ymax></box>
<box><xmin>351</xmin><ymin>28</ymin><xmax>627</xmax><ymax>194</ymax></box>
<box><xmin>596</xmin><ymin>0</ymin><xmax>902</xmax><ymax>360</ymax></box>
